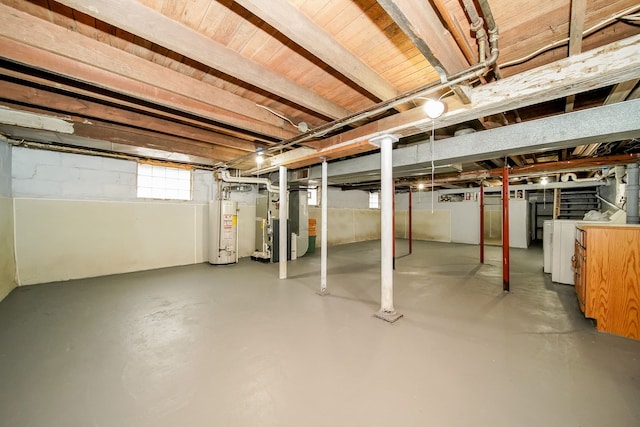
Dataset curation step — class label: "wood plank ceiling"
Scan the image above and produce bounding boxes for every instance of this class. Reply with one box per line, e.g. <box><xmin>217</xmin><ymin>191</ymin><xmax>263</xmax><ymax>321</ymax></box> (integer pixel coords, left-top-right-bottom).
<box><xmin>1</xmin><ymin>0</ymin><xmax>639</xmax><ymax>188</ymax></box>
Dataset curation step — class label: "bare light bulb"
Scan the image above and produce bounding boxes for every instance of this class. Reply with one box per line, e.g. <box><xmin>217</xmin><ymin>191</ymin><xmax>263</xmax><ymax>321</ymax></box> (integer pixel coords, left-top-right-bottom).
<box><xmin>423</xmin><ymin>99</ymin><xmax>445</xmax><ymax>119</ymax></box>
<box><xmin>255</xmin><ymin>153</ymin><xmax>264</xmax><ymax>165</ymax></box>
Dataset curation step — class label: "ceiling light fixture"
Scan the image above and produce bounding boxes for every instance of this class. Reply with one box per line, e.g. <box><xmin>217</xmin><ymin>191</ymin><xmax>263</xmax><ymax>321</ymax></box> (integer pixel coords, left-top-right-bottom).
<box><xmin>423</xmin><ymin>98</ymin><xmax>446</xmax><ymax>119</ymax></box>
<box><xmin>255</xmin><ymin>149</ymin><xmax>264</xmax><ymax>165</ymax></box>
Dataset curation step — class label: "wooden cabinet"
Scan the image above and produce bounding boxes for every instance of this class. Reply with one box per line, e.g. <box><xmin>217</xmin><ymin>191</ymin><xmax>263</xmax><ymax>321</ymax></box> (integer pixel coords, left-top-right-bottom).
<box><xmin>573</xmin><ymin>227</ymin><xmax>587</xmax><ymax>312</ymax></box>
<box><xmin>574</xmin><ymin>224</ymin><xmax>640</xmax><ymax>340</ymax></box>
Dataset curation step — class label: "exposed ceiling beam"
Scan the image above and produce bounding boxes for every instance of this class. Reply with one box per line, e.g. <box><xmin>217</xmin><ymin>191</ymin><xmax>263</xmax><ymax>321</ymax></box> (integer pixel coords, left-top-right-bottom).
<box><xmin>0</xmin><ymin>64</ymin><xmax>274</xmax><ymax>145</ymax></box>
<box><xmin>0</xmin><ymin>79</ymin><xmax>260</xmax><ymax>153</ymax></box>
<box><xmin>0</xmin><ymin>115</ymin><xmax>246</xmax><ymax>163</ymax></box>
<box><xmin>233</xmin><ymin>0</ymin><xmax>400</xmax><ymax>103</ymax></box>
<box><xmin>257</xmin><ymin>34</ymin><xmax>640</xmax><ymax>172</ymax></box>
<box><xmin>72</xmin><ymin>121</ymin><xmax>247</xmax><ymax>162</ymax></box>
<box><xmin>430</xmin><ymin>0</ymin><xmax>477</xmax><ymax>66</ymax></box>
<box><xmin>0</xmin><ymin>5</ymin><xmax>295</xmax><ymax>140</ymax></box>
<box><xmin>308</xmin><ymin>99</ymin><xmax>640</xmax><ymax>183</ymax></box>
<box><xmin>54</xmin><ymin>0</ymin><xmax>352</xmax><ymax>119</ymax></box>
<box><xmin>376</xmin><ymin>0</ymin><xmax>468</xmax><ymax>76</ymax></box>
<box><xmin>565</xmin><ymin>0</ymin><xmax>587</xmax><ymax>112</ymax></box>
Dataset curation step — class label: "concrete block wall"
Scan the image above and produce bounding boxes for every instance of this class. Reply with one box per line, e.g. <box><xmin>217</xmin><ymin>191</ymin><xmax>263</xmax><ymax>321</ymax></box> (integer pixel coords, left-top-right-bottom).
<box><xmin>10</xmin><ymin>147</ymin><xmax>216</xmax><ymax>285</ymax></box>
<box><xmin>0</xmin><ymin>139</ymin><xmax>16</xmax><ymax>302</ymax></box>
<box><xmin>12</xmin><ymin>147</ymin><xmax>138</xmax><ymax>200</ymax></box>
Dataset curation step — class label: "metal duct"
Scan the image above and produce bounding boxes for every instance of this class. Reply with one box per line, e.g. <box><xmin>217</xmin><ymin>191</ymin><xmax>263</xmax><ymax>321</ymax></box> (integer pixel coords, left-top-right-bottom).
<box><xmin>218</xmin><ymin>169</ymin><xmax>279</xmax><ymax>193</ymax></box>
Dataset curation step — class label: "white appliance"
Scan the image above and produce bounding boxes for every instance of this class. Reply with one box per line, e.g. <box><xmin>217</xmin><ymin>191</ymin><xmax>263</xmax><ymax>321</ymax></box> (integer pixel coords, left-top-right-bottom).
<box><xmin>543</xmin><ymin>220</ymin><xmax>553</xmax><ymax>274</ymax></box>
<box><xmin>208</xmin><ymin>199</ymin><xmax>238</xmax><ymax>265</ymax></box>
<box><xmin>551</xmin><ymin>220</ymin><xmax>580</xmax><ymax>285</ymax></box>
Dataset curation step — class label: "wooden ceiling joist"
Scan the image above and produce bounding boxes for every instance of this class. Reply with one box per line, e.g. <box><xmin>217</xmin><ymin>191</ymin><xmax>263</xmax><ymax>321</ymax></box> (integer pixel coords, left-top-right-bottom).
<box><xmin>0</xmin><ymin>79</ymin><xmax>259</xmax><ymax>154</ymax></box>
<box><xmin>376</xmin><ymin>0</ymin><xmax>469</xmax><ymax>76</ymax></box>
<box><xmin>0</xmin><ymin>65</ymin><xmax>273</xmax><ymax>145</ymax></box>
<box><xmin>257</xmin><ymin>35</ymin><xmax>640</xmax><ymax>171</ymax></box>
<box><xmin>565</xmin><ymin>0</ymin><xmax>587</xmax><ymax>113</ymax></box>
<box><xmin>54</xmin><ymin>0</ymin><xmax>352</xmax><ymax>120</ymax></box>
<box><xmin>72</xmin><ymin>121</ymin><xmax>246</xmax><ymax>162</ymax></box>
<box><xmin>233</xmin><ymin>0</ymin><xmax>400</xmax><ymax>103</ymax></box>
<box><xmin>0</xmin><ymin>4</ymin><xmax>296</xmax><ymax>140</ymax></box>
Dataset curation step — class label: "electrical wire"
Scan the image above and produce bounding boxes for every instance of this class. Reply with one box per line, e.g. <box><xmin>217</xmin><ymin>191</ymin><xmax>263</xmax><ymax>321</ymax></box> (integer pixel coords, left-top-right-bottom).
<box><xmin>255</xmin><ymin>104</ymin><xmax>298</xmax><ymax>129</ymax></box>
<box><xmin>500</xmin><ymin>4</ymin><xmax>640</xmax><ymax>68</ymax></box>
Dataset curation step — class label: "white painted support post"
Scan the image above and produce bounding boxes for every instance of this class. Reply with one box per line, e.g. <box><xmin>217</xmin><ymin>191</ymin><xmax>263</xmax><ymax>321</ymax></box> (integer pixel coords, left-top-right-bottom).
<box><xmin>319</xmin><ymin>159</ymin><xmax>329</xmax><ymax>295</ymax></box>
<box><xmin>279</xmin><ymin>165</ymin><xmax>288</xmax><ymax>279</ymax></box>
<box><xmin>370</xmin><ymin>135</ymin><xmax>402</xmax><ymax>323</ymax></box>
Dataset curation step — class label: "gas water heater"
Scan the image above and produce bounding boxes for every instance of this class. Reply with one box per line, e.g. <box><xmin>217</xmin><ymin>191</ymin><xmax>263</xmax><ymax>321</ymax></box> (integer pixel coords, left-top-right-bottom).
<box><xmin>208</xmin><ymin>198</ymin><xmax>238</xmax><ymax>265</ymax></box>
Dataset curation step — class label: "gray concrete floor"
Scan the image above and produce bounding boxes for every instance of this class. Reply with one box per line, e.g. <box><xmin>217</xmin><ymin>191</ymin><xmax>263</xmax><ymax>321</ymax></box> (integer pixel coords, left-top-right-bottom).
<box><xmin>0</xmin><ymin>240</ymin><xmax>639</xmax><ymax>427</ymax></box>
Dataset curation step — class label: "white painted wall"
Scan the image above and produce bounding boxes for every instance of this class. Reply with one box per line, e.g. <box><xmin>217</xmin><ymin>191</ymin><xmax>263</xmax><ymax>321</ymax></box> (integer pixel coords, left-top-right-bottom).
<box><xmin>509</xmin><ymin>199</ymin><xmax>529</xmax><ymax>248</ymax></box>
<box><xmin>395</xmin><ymin>190</ymin><xmax>529</xmax><ymax>248</ymax></box>
<box><xmin>307</xmin><ymin>187</ymin><xmax>529</xmax><ymax>248</ymax></box>
<box><xmin>11</xmin><ymin>147</ymin><xmax>216</xmax><ymax>285</ymax></box>
<box><xmin>308</xmin><ymin>187</ymin><xmax>380</xmax><ymax>247</ymax></box>
<box><xmin>14</xmin><ymin>199</ymin><xmax>207</xmax><ymax>285</ymax></box>
<box><xmin>0</xmin><ymin>139</ymin><xmax>16</xmax><ymax>301</ymax></box>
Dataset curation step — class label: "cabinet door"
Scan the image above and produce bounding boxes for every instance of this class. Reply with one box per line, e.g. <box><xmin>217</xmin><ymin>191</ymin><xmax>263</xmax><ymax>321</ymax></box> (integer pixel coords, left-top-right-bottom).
<box><xmin>573</xmin><ymin>234</ymin><xmax>587</xmax><ymax>313</ymax></box>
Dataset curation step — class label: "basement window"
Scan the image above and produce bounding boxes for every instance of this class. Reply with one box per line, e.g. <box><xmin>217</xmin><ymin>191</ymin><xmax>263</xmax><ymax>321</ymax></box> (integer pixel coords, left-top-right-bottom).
<box><xmin>369</xmin><ymin>191</ymin><xmax>380</xmax><ymax>209</ymax></box>
<box><xmin>137</xmin><ymin>163</ymin><xmax>192</xmax><ymax>200</ymax></box>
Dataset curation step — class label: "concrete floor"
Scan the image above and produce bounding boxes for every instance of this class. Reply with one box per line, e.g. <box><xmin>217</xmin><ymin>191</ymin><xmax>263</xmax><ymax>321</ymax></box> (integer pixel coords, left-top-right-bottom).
<box><xmin>0</xmin><ymin>240</ymin><xmax>639</xmax><ymax>427</ymax></box>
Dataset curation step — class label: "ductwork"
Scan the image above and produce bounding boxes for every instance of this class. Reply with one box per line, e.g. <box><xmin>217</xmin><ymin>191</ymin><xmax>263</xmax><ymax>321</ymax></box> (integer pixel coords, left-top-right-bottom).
<box><xmin>217</xmin><ymin>169</ymin><xmax>279</xmax><ymax>193</ymax></box>
<box><xmin>561</xmin><ymin>172</ymin><xmax>602</xmax><ymax>183</ymax></box>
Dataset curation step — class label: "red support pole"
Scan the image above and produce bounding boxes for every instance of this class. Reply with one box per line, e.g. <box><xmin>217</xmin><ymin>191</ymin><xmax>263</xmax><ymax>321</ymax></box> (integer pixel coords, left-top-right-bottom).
<box><xmin>409</xmin><ymin>188</ymin><xmax>413</xmax><ymax>255</ymax></box>
<box><xmin>502</xmin><ymin>167</ymin><xmax>510</xmax><ymax>292</ymax></box>
<box><xmin>480</xmin><ymin>184</ymin><xmax>485</xmax><ymax>264</ymax></box>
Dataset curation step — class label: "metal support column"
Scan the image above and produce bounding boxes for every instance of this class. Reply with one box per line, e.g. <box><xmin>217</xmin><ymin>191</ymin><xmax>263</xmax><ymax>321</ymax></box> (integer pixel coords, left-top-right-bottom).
<box><xmin>502</xmin><ymin>167</ymin><xmax>510</xmax><ymax>292</ymax></box>
<box><xmin>371</xmin><ymin>134</ymin><xmax>402</xmax><ymax>323</ymax></box>
<box><xmin>319</xmin><ymin>159</ymin><xmax>329</xmax><ymax>295</ymax></box>
<box><xmin>480</xmin><ymin>183</ymin><xmax>485</xmax><ymax>264</ymax></box>
<box><xmin>392</xmin><ymin>181</ymin><xmax>396</xmax><ymax>270</ymax></box>
<box><xmin>409</xmin><ymin>188</ymin><xmax>413</xmax><ymax>255</ymax></box>
<box><xmin>279</xmin><ymin>165</ymin><xmax>287</xmax><ymax>280</ymax></box>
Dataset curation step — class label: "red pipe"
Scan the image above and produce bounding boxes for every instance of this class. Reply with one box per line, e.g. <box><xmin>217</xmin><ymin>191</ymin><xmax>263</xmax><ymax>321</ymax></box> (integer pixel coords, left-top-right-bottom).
<box><xmin>502</xmin><ymin>167</ymin><xmax>510</xmax><ymax>292</ymax></box>
<box><xmin>409</xmin><ymin>188</ymin><xmax>413</xmax><ymax>255</ymax></box>
<box><xmin>480</xmin><ymin>183</ymin><xmax>484</xmax><ymax>264</ymax></box>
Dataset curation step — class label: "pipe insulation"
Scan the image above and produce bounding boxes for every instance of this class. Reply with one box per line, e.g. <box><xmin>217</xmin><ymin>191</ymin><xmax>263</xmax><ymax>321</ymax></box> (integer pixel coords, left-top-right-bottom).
<box><xmin>627</xmin><ymin>163</ymin><xmax>639</xmax><ymax>224</ymax></box>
